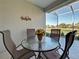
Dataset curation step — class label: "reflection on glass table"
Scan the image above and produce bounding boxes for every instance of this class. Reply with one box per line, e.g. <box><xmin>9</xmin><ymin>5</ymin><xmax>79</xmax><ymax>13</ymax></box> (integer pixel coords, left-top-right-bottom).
<box><xmin>21</xmin><ymin>36</ymin><xmax>59</xmax><ymax>59</ymax></box>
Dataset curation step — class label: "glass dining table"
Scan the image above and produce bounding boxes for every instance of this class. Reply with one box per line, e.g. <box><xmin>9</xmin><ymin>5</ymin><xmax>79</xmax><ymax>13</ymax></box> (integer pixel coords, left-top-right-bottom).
<box><xmin>21</xmin><ymin>36</ymin><xmax>59</xmax><ymax>59</ymax></box>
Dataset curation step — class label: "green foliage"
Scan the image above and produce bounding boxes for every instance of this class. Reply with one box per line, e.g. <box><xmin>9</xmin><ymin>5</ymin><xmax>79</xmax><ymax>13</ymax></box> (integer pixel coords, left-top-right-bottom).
<box><xmin>76</xmin><ymin>36</ymin><xmax>79</xmax><ymax>40</ymax></box>
<box><xmin>61</xmin><ymin>32</ymin><xmax>64</xmax><ymax>36</ymax></box>
<box><xmin>58</xmin><ymin>23</ymin><xmax>67</xmax><ymax>28</ymax></box>
<box><xmin>46</xmin><ymin>32</ymin><xmax>50</xmax><ymax>37</ymax></box>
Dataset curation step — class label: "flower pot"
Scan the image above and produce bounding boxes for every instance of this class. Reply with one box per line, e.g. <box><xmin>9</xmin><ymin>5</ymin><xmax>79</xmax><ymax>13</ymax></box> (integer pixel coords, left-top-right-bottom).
<box><xmin>37</xmin><ymin>34</ymin><xmax>43</xmax><ymax>41</ymax></box>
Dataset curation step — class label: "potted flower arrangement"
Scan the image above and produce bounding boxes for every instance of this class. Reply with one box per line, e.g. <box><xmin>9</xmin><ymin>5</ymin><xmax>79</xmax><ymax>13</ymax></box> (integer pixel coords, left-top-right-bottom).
<box><xmin>35</xmin><ymin>29</ymin><xmax>45</xmax><ymax>41</ymax></box>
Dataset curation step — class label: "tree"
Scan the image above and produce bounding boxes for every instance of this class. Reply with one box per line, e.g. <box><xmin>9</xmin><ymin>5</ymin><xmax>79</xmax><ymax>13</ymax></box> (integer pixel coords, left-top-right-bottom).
<box><xmin>58</xmin><ymin>23</ymin><xmax>66</xmax><ymax>28</ymax></box>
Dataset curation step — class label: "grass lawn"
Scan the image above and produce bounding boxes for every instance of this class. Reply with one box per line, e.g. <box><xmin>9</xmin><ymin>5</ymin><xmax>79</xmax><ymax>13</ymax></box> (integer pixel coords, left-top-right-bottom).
<box><xmin>46</xmin><ymin>27</ymin><xmax>79</xmax><ymax>35</ymax></box>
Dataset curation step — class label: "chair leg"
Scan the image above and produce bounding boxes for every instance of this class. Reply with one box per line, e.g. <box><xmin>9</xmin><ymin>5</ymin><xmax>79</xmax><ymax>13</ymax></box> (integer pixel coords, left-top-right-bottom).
<box><xmin>10</xmin><ymin>57</ymin><xmax>13</xmax><ymax>59</ymax></box>
<box><xmin>58</xmin><ymin>42</ymin><xmax>64</xmax><ymax>52</ymax></box>
<box><xmin>59</xmin><ymin>47</ymin><xmax>64</xmax><ymax>51</ymax></box>
<box><xmin>67</xmin><ymin>56</ymin><xmax>70</xmax><ymax>59</ymax></box>
<box><xmin>65</xmin><ymin>52</ymin><xmax>70</xmax><ymax>59</ymax></box>
<box><xmin>66</xmin><ymin>55</ymin><xmax>70</xmax><ymax>59</ymax></box>
<box><xmin>34</xmin><ymin>53</ymin><xmax>37</xmax><ymax>59</ymax></box>
<box><xmin>42</xmin><ymin>52</ymin><xmax>49</xmax><ymax>59</ymax></box>
<box><xmin>30</xmin><ymin>52</ymin><xmax>36</xmax><ymax>59</ymax></box>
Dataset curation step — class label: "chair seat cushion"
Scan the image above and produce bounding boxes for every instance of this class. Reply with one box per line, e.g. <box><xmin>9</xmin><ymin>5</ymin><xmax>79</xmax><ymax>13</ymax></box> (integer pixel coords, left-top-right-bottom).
<box><xmin>20</xmin><ymin>51</ymin><xmax>35</xmax><ymax>59</ymax></box>
<box><xmin>14</xmin><ymin>49</ymin><xmax>35</xmax><ymax>59</ymax></box>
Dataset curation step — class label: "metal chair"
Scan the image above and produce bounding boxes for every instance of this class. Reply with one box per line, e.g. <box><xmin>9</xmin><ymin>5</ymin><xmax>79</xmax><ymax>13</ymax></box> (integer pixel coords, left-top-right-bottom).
<box><xmin>0</xmin><ymin>30</ymin><xmax>36</xmax><ymax>59</ymax></box>
<box><xmin>27</xmin><ymin>29</ymin><xmax>35</xmax><ymax>39</ymax></box>
<box><xmin>50</xmin><ymin>29</ymin><xmax>63</xmax><ymax>51</ymax></box>
<box><xmin>43</xmin><ymin>30</ymin><xmax>77</xmax><ymax>59</ymax></box>
<box><xmin>50</xmin><ymin>29</ymin><xmax>61</xmax><ymax>41</ymax></box>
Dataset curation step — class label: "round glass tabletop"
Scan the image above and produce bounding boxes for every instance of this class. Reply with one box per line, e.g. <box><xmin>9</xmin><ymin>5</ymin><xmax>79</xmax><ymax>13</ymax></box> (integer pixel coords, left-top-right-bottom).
<box><xmin>21</xmin><ymin>36</ymin><xmax>59</xmax><ymax>52</ymax></box>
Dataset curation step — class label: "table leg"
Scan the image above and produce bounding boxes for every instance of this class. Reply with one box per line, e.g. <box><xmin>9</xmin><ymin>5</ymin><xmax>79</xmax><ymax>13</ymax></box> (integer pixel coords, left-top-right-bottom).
<box><xmin>37</xmin><ymin>52</ymin><xmax>43</xmax><ymax>59</ymax></box>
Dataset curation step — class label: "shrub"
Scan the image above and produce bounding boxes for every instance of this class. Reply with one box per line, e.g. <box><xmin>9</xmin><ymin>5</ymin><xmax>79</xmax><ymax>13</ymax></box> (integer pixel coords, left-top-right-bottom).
<box><xmin>46</xmin><ymin>32</ymin><xmax>50</xmax><ymax>37</ymax></box>
<box><xmin>61</xmin><ymin>32</ymin><xmax>64</xmax><ymax>36</ymax></box>
<box><xmin>76</xmin><ymin>36</ymin><xmax>79</xmax><ymax>40</ymax></box>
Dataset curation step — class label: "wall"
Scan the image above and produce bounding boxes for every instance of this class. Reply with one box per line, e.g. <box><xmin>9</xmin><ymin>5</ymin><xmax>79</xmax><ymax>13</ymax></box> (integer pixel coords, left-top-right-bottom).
<box><xmin>0</xmin><ymin>0</ymin><xmax>4</xmax><ymax>30</ymax></box>
<box><xmin>0</xmin><ymin>0</ymin><xmax>46</xmax><ymax>53</ymax></box>
<box><xmin>0</xmin><ymin>0</ymin><xmax>6</xmax><ymax>54</ymax></box>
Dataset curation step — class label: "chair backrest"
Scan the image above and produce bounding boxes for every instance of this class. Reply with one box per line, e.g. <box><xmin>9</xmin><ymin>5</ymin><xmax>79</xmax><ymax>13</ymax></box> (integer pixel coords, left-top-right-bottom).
<box><xmin>60</xmin><ymin>30</ymin><xmax>77</xmax><ymax>59</ymax></box>
<box><xmin>50</xmin><ymin>29</ymin><xmax>61</xmax><ymax>41</ymax></box>
<box><xmin>27</xmin><ymin>29</ymin><xmax>35</xmax><ymax>39</ymax></box>
<box><xmin>0</xmin><ymin>30</ymin><xmax>16</xmax><ymax>58</ymax></box>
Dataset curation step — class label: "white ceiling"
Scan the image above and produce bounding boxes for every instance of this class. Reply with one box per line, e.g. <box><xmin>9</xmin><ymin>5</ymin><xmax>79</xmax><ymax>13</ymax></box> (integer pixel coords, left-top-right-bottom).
<box><xmin>25</xmin><ymin>0</ymin><xmax>77</xmax><ymax>12</ymax></box>
<box><xmin>26</xmin><ymin>0</ymin><xmax>57</xmax><ymax>8</ymax></box>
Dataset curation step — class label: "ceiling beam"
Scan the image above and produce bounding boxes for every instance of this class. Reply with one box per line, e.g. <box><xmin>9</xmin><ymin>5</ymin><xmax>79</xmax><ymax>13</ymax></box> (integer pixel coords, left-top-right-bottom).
<box><xmin>44</xmin><ymin>0</ymin><xmax>78</xmax><ymax>12</ymax></box>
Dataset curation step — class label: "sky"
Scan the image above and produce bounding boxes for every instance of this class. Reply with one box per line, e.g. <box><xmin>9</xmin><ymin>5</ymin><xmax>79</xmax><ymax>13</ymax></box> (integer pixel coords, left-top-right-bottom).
<box><xmin>46</xmin><ymin>1</ymin><xmax>79</xmax><ymax>26</ymax></box>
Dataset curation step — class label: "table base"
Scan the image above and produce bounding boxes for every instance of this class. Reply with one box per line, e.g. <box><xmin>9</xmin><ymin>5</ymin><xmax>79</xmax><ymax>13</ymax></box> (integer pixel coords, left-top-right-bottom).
<box><xmin>37</xmin><ymin>52</ymin><xmax>43</xmax><ymax>59</ymax></box>
<box><xmin>36</xmin><ymin>52</ymin><xmax>48</xmax><ymax>59</ymax></box>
